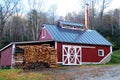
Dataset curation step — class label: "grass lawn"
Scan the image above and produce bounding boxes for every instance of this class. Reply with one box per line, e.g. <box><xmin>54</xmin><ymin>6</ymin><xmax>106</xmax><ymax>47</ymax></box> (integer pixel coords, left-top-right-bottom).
<box><xmin>108</xmin><ymin>49</ymin><xmax>120</xmax><ymax>64</ymax></box>
<box><xmin>0</xmin><ymin>69</ymin><xmax>51</xmax><ymax>80</ymax></box>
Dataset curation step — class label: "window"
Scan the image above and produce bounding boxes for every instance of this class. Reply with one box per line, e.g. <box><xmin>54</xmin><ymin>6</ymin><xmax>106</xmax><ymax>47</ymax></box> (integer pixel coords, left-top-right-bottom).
<box><xmin>42</xmin><ymin>27</ymin><xmax>46</xmax><ymax>38</ymax></box>
<box><xmin>98</xmin><ymin>49</ymin><xmax>104</xmax><ymax>56</ymax></box>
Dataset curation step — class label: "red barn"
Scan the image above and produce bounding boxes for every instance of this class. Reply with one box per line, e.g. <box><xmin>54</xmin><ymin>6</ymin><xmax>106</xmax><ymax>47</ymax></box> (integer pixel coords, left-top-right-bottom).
<box><xmin>0</xmin><ymin>21</ymin><xmax>112</xmax><ymax>68</ymax></box>
<box><xmin>38</xmin><ymin>21</ymin><xmax>112</xmax><ymax>65</ymax></box>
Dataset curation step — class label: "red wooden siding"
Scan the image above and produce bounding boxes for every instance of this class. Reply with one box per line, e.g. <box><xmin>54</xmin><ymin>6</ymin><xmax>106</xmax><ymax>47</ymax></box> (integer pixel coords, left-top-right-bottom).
<box><xmin>1</xmin><ymin>45</ymin><xmax>12</xmax><ymax>66</ymax></box>
<box><xmin>57</xmin><ymin>42</ymin><xmax>62</xmax><ymax>62</ymax></box>
<box><xmin>82</xmin><ymin>46</ymin><xmax>110</xmax><ymax>62</ymax></box>
<box><xmin>38</xmin><ymin>28</ymin><xmax>53</xmax><ymax>41</ymax></box>
<box><xmin>57</xmin><ymin>42</ymin><xmax>110</xmax><ymax>63</ymax></box>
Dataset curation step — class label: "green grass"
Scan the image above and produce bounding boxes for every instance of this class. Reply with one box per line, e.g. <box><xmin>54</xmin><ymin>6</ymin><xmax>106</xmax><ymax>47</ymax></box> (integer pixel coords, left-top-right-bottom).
<box><xmin>108</xmin><ymin>49</ymin><xmax>120</xmax><ymax>64</ymax></box>
<box><xmin>0</xmin><ymin>69</ymin><xmax>51</xmax><ymax>80</ymax></box>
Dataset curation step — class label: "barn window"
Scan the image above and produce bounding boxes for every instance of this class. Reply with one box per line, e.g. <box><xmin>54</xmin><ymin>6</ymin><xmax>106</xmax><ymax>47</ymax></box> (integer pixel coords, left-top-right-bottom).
<box><xmin>42</xmin><ymin>27</ymin><xmax>46</xmax><ymax>38</ymax></box>
<box><xmin>98</xmin><ymin>49</ymin><xmax>104</xmax><ymax>56</ymax></box>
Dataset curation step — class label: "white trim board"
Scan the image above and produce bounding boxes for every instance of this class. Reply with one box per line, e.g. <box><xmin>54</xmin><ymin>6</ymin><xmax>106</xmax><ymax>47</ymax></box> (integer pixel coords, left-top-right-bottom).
<box><xmin>82</xmin><ymin>62</ymin><xmax>99</xmax><ymax>64</ymax></box>
<box><xmin>11</xmin><ymin>44</ymin><xmax>15</xmax><ymax>68</ymax></box>
<box><xmin>99</xmin><ymin>46</ymin><xmax>112</xmax><ymax>64</ymax></box>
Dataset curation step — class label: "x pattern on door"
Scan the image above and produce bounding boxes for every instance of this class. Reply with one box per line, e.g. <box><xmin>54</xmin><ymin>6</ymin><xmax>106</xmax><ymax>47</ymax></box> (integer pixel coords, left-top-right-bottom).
<box><xmin>63</xmin><ymin>45</ymin><xmax>82</xmax><ymax>65</ymax></box>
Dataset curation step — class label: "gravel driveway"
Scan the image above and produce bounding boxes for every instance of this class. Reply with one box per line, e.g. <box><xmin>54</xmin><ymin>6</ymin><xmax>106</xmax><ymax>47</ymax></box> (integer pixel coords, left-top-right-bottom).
<box><xmin>26</xmin><ymin>64</ymin><xmax>120</xmax><ymax>80</ymax></box>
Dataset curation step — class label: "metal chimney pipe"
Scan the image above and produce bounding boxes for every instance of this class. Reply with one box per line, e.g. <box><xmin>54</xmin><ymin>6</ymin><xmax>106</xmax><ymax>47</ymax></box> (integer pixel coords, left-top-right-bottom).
<box><xmin>85</xmin><ymin>4</ymin><xmax>89</xmax><ymax>30</ymax></box>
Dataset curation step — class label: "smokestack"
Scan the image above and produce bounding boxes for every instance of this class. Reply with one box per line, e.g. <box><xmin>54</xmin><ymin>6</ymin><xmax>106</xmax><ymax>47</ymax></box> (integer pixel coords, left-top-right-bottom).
<box><xmin>85</xmin><ymin>4</ymin><xmax>89</xmax><ymax>30</ymax></box>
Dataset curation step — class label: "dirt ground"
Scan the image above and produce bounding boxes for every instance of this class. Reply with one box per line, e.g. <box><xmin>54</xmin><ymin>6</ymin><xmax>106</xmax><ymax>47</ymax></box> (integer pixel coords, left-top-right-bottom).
<box><xmin>25</xmin><ymin>64</ymin><xmax>120</xmax><ymax>80</ymax></box>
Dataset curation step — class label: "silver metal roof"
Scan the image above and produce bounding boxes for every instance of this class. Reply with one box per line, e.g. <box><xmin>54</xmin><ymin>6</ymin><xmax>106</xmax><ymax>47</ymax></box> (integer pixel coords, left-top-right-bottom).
<box><xmin>44</xmin><ymin>24</ymin><xmax>112</xmax><ymax>46</ymax></box>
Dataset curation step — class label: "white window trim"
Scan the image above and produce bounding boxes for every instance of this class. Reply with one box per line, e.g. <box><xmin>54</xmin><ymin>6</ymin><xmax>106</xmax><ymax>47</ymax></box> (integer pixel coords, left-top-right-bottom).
<box><xmin>98</xmin><ymin>49</ymin><xmax>104</xmax><ymax>56</ymax></box>
<box><xmin>42</xmin><ymin>27</ymin><xmax>46</xmax><ymax>38</ymax></box>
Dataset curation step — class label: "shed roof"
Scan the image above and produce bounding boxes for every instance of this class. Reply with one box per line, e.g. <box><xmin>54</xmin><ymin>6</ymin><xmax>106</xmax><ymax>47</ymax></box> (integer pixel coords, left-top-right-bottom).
<box><xmin>0</xmin><ymin>40</ymin><xmax>54</xmax><ymax>51</ymax></box>
<box><xmin>43</xmin><ymin>24</ymin><xmax>112</xmax><ymax>46</ymax></box>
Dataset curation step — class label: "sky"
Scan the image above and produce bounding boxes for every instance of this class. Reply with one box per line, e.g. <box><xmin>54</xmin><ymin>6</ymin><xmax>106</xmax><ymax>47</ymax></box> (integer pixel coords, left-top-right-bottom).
<box><xmin>111</xmin><ymin>0</ymin><xmax>120</xmax><ymax>9</ymax></box>
<box><xmin>23</xmin><ymin>0</ymin><xmax>120</xmax><ymax>16</ymax></box>
<box><xmin>44</xmin><ymin>0</ymin><xmax>81</xmax><ymax>16</ymax></box>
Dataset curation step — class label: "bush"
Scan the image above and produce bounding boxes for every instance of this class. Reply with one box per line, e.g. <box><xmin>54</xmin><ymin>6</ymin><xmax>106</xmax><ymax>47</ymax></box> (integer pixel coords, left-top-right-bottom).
<box><xmin>112</xmin><ymin>41</ymin><xmax>120</xmax><ymax>51</ymax></box>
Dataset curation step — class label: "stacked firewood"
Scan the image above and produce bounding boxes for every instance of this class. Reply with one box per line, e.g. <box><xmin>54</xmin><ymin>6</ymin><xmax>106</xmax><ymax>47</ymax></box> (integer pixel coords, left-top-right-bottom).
<box><xmin>49</xmin><ymin>48</ymin><xmax>58</xmax><ymax>67</ymax></box>
<box><xmin>14</xmin><ymin>44</ymin><xmax>58</xmax><ymax>69</ymax></box>
<box><xmin>14</xmin><ymin>54</ymin><xmax>24</xmax><ymax>68</ymax></box>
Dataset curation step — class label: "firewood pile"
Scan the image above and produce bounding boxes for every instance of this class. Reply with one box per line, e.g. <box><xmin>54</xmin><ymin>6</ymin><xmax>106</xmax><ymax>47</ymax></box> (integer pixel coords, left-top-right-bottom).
<box><xmin>14</xmin><ymin>54</ymin><xmax>24</xmax><ymax>69</ymax></box>
<box><xmin>14</xmin><ymin>44</ymin><xmax>58</xmax><ymax>69</ymax></box>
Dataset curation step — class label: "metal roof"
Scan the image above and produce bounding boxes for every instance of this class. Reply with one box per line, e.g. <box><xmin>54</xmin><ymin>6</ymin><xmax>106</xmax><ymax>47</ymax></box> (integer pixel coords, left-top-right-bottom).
<box><xmin>44</xmin><ymin>24</ymin><xmax>112</xmax><ymax>46</ymax></box>
<box><xmin>0</xmin><ymin>40</ymin><xmax>54</xmax><ymax>51</ymax></box>
<box><xmin>59</xmin><ymin>21</ymin><xmax>84</xmax><ymax>27</ymax></box>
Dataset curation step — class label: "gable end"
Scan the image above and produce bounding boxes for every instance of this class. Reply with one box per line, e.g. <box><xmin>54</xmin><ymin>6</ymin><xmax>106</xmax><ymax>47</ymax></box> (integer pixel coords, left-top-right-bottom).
<box><xmin>38</xmin><ymin>27</ymin><xmax>53</xmax><ymax>41</ymax></box>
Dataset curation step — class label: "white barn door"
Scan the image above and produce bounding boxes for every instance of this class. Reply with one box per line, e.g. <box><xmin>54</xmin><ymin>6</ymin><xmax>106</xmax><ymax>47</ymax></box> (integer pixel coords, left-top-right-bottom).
<box><xmin>62</xmin><ymin>45</ymin><xmax>82</xmax><ymax>65</ymax></box>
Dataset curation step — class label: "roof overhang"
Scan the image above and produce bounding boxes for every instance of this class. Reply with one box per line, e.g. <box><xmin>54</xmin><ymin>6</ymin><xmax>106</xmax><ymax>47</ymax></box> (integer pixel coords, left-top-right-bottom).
<box><xmin>56</xmin><ymin>41</ymin><xmax>112</xmax><ymax>46</ymax></box>
<box><xmin>0</xmin><ymin>40</ymin><xmax>54</xmax><ymax>51</ymax></box>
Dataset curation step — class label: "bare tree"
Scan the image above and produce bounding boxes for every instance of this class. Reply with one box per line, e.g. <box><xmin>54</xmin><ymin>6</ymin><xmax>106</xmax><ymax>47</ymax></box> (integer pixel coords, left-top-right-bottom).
<box><xmin>77</xmin><ymin>0</ymin><xmax>97</xmax><ymax>29</ymax></box>
<box><xmin>65</xmin><ymin>12</ymin><xmax>84</xmax><ymax>24</ymax></box>
<box><xmin>47</xmin><ymin>4</ymin><xmax>57</xmax><ymax>24</ymax></box>
<box><xmin>78</xmin><ymin>0</ymin><xmax>111</xmax><ymax>29</ymax></box>
<box><xmin>89</xmin><ymin>1</ymin><xmax>96</xmax><ymax>29</ymax></box>
<box><xmin>27</xmin><ymin>9</ymin><xmax>48</xmax><ymax>40</ymax></box>
<box><xmin>0</xmin><ymin>0</ymin><xmax>19</xmax><ymax>40</ymax></box>
<box><xmin>6</xmin><ymin>16</ymin><xmax>26</xmax><ymax>41</ymax></box>
<box><xmin>27</xmin><ymin>0</ymin><xmax>47</xmax><ymax>40</ymax></box>
<box><xmin>98</xmin><ymin>0</ymin><xmax>111</xmax><ymax>29</ymax></box>
<box><xmin>99</xmin><ymin>0</ymin><xmax>106</xmax><ymax>28</ymax></box>
<box><xmin>114</xmin><ymin>9</ymin><xmax>120</xmax><ymax>29</ymax></box>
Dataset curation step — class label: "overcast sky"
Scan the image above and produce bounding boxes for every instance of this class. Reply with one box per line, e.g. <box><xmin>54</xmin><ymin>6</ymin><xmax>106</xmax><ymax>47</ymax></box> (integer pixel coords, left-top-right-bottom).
<box><xmin>23</xmin><ymin>0</ymin><xmax>120</xmax><ymax>16</ymax></box>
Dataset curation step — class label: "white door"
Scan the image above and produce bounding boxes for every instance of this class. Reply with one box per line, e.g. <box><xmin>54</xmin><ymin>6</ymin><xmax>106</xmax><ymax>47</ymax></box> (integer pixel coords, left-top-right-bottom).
<box><xmin>62</xmin><ymin>45</ymin><xmax>82</xmax><ymax>65</ymax></box>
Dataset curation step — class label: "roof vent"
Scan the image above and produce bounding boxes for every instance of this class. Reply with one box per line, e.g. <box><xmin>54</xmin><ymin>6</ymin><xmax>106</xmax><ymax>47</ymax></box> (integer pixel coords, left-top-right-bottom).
<box><xmin>57</xmin><ymin>21</ymin><xmax>85</xmax><ymax>30</ymax></box>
